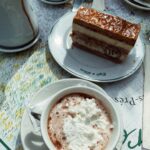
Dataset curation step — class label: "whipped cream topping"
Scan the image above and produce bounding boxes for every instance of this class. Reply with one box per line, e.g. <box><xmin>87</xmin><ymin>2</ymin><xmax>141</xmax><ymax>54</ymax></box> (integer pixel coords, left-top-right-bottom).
<box><xmin>63</xmin><ymin>98</ymin><xmax>113</xmax><ymax>150</ymax></box>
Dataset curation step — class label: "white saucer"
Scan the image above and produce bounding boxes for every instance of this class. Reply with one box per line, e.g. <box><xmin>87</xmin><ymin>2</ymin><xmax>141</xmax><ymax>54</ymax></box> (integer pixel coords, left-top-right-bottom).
<box><xmin>41</xmin><ymin>0</ymin><xmax>69</xmax><ymax>5</ymax></box>
<box><xmin>48</xmin><ymin>11</ymin><xmax>145</xmax><ymax>83</ymax></box>
<box><xmin>124</xmin><ymin>0</ymin><xmax>150</xmax><ymax>10</ymax></box>
<box><xmin>21</xmin><ymin>78</ymin><xmax>107</xmax><ymax>150</ymax></box>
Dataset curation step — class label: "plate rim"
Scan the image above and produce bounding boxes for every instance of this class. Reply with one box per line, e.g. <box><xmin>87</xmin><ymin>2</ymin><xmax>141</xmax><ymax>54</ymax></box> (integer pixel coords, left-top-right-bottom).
<box><xmin>0</xmin><ymin>33</ymin><xmax>40</xmax><ymax>53</ymax></box>
<box><xmin>41</xmin><ymin>0</ymin><xmax>69</xmax><ymax>5</ymax></box>
<box><xmin>48</xmin><ymin>11</ymin><xmax>145</xmax><ymax>83</ymax></box>
<box><xmin>124</xmin><ymin>0</ymin><xmax>150</xmax><ymax>10</ymax></box>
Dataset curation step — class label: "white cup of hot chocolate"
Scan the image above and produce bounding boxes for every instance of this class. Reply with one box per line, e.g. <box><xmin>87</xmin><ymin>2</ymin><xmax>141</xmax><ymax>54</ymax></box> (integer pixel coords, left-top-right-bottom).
<box><xmin>40</xmin><ymin>86</ymin><xmax>121</xmax><ymax>150</ymax></box>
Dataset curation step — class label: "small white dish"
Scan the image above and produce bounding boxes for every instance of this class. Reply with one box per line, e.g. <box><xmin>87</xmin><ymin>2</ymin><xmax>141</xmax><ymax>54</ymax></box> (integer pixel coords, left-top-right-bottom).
<box><xmin>41</xmin><ymin>0</ymin><xmax>69</xmax><ymax>5</ymax></box>
<box><xmin>48</xmin><ymin>11</ymin><xmax>145</xmax><ymax>83</ymax></box>
<box><xmin>40</xmin><ymin>86</ymin><xmax>121</xmax><ymax>150</ymax></box>
<box><xmin>21</xmin><ymin>79</ymin><xmax>106</xmax><ymax>150</ymax></box>
<box><xmin>124</xmin><ymin>0</ymin><xmax>150</xmax><ymax>10</ymax></box>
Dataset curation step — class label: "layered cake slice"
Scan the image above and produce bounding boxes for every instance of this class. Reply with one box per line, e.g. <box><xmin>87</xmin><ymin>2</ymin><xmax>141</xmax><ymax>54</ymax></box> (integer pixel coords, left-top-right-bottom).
<box><xmin>71</xmin><ymin>7</ymin><xmax>141</xmax><ymax>63</ymax></box>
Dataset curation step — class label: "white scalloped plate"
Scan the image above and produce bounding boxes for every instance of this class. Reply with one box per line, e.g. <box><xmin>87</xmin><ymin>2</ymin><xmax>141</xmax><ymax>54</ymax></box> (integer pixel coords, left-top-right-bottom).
<box><xmin>21</xmin><ymin>79</ymin><xmax>105</xmax><ymax>150</ymax></box>
<box><xmin>21</xmin><ymin>78</ymin><xmax>123</xmax><ymax>150</ymax></box>
<box><xmin>48</xmin><ymin>11</ymin><xmax>145</xmax><ymax>83</ymax></box>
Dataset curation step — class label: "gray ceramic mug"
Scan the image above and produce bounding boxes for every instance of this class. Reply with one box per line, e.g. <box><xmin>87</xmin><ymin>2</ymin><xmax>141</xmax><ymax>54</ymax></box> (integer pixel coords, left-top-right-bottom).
<box><xmin>0</xmin><ymin>0</ymin><xmax>39</xmax><ymax>51</ymax></box>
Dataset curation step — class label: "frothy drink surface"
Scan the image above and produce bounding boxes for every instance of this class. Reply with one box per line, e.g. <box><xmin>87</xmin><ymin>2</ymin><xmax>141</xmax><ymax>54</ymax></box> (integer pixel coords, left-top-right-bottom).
<box><xmin>48</xmin><ymin>94</ymin><xmax>113</xmax><ymax>150</ymax></box>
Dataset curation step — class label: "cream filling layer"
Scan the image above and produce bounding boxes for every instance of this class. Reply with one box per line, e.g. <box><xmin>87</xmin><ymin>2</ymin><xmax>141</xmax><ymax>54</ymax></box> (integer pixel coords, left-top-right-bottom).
<box><xmin>73</xmin><ymin>24</ymin><xmax>133</xmax><ymax>52</ymax></box>
<box><xmin>73</xmin><ymin>37</ymin><xmax>127</xmax><ymax>61</ymax></box>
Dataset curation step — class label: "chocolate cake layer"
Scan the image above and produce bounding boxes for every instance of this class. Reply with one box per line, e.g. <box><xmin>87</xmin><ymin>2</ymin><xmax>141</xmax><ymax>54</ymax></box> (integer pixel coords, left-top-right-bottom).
<box><xmin>73</xmin><ymin>42</ymin><xmax>127</xmax><ymax>63</ymax></box>
<box><xmin>73</xmin><ymin>7</ymin><xmax>141</xmax><ymax>45</ymax></box>
<box><xmin>72</xmin><ymin>33</ymin><xmax>129</xmax><ymax>63</ymax></box>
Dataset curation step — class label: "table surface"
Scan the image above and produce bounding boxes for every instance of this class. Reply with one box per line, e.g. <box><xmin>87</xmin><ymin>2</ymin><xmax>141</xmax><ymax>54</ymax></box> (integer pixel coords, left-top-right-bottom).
<box><xmin>0</xmin><ymin>0</ymin><xmax>150</xmax><ymax>150</ymax></box>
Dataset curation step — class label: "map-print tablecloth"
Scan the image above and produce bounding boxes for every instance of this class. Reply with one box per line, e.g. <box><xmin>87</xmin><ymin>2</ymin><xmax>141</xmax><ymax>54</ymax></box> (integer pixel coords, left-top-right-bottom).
<box><xmin>0</xmin><ymin>0</ymin><xmax>150</xmax><ymax>149</ymax></box>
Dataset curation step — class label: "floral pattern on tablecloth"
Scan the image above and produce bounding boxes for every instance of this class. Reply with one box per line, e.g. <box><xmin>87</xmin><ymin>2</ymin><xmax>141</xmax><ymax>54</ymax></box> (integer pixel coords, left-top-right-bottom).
<box><xmin>0</xmin><ymin>43</ymin><xmax>71</xmax><ymax>150</ymax></box>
